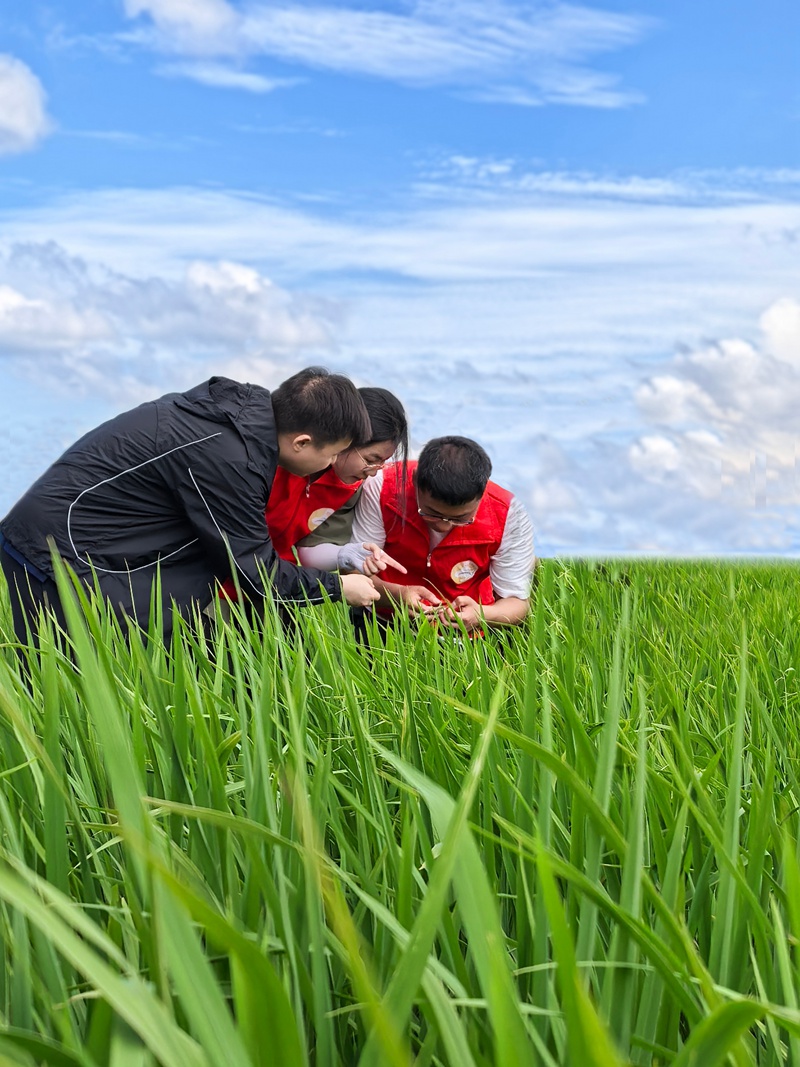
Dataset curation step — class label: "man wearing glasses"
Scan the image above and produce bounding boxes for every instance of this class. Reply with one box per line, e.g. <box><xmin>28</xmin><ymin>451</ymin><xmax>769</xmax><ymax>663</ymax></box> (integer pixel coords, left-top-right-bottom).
<box><xmin>346</xmin><ymin>436</ymin><xmax>534</xmax><ymax>633</ymax></box>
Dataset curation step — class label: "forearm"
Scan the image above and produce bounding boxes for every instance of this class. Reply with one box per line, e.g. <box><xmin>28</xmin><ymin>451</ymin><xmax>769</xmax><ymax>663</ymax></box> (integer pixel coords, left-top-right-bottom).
<box><xmin>370</xmin><ymin>576</ymin><xmax>405</xmax><ymax>609</ymax></box>
<box><xmin>480</xmin><ymin>597</ymin><xmax>530</xmax><ymax>627</ymax></box>
<box><xmin>171</xmin><ymin>454</ymin><xmax>341</xmax><ymax>603</ymax></box>
<box><xmin>250</xmin><ymin>551</ymin><xmax>342</xmax><ymax>603</ymax></box>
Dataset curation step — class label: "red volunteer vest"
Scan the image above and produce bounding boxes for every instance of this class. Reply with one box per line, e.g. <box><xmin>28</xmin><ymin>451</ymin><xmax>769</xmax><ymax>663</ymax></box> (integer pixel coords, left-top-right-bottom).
<box><xmin>379</xmin><ymin>462</ymin><xmax>512</xmax><ymax>606</ymax></box>
<box><xmin>220</xmin><ymin>465</ymin><xmax>360</xmax><ymax>601</ymax></box>
<box><xmin>266</xmin><ymin>465</ymin><xmax>360</xmax><ymax>561</ymax></box>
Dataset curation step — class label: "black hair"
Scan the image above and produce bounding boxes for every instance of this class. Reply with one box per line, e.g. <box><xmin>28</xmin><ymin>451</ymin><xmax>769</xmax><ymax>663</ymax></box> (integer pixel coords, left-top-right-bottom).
<box><xmin>357</xmin><ymin>387</ymin><xmax>409</xmax><ymax>462</ymax></box>
<box><xmin>358</xmin><ymin>385</ymin><xmax>409</xmax><ymax>509</ymax></box>
<box><xmin>416</xmin><ymin>436</ymin><xmax>492</xmax><ymax>506</ymax></box>
<box><xmin>271</xmin><ymin>366</ymin><xmax>371</xmax><ymax>447</ymax></box>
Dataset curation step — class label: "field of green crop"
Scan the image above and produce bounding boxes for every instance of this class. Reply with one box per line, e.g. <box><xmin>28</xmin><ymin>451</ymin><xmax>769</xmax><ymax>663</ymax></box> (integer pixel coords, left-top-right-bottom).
<box><xmin>1</xmin><ymin>560</ymin><xmax>800</xmax><ymax>1066</ymax></box>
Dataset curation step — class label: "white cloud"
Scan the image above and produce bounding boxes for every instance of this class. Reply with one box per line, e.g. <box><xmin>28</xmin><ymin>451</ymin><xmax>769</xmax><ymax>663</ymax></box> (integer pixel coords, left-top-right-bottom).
<box><xmin>240</xmin><ymin>5</ymin><xmax>484</xmax><ymax>79</ymax></box>
<box><xmin>418</xmin><ymin>158</ymin><xmax>800</xmax><ymax>204</ymax></box>
<box><xmin>0</xmin><ymin>244</ymin><xmax>341</xmax><ymax>399</ymax></box>
<box><xmin>157</xmin><ymin>61</ymin><xmax>300</xmax><ymax>92</ymax></box>
<box><xmin>761</xmin><ymin>297</ymin><xmax>800</xmax><ymax>366</ymax></box>
<box><xmin>631</xmin><ymin>297</ymin><xmax>800</xmax><ymax>513</ymax></box>
<box><xmin>630</xmin><ymin>434</ymin><xmax>681</xmax><ymax>474</ymax></box>
<box><xmin>0</xmin><ymin>282</ymin><xmax>111</xmax><ymax>348</ymax></box>
<box><xmin>122</xmin><ymin>0</ymin><xmax>650</xmax><ymax>108</ymax></box>
<box><xmin>123</xmin><ymin>0</ymin><xmax>237</xmax><ymax>49</ymax></box>
<box><xmin>0</xmin><ymin>55</ymin><xmax>53</xmax><ymax>155</ymax></box>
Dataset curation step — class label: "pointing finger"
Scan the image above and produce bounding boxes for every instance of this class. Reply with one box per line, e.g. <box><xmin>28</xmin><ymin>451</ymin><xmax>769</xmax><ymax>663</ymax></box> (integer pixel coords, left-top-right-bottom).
<box><xmin>378</xmin><ymin>551</ymin><xmax>408</xmax><ymax>574</ymax></box>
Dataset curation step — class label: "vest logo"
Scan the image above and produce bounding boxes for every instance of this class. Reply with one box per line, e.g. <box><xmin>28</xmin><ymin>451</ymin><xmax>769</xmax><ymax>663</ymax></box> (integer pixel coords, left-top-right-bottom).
<box><xmin>451</xmin><ymin>560</ymin><xmax>479</xmax><ymax>585</ymax></box>
<box><xmin>309</xmin><ymin>507</ymin><xmax>335</xmax><ymax>530</ymax></box>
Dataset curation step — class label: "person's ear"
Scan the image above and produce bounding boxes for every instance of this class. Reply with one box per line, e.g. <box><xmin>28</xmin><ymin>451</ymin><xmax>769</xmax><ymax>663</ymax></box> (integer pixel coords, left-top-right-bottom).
<box><xmin>290</xmin><ymin>433</ymin><xmax>312</xmax><ymax>452</ymax></box>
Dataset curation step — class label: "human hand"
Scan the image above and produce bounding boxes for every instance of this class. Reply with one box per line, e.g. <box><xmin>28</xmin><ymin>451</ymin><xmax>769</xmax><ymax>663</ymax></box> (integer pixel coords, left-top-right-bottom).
<box><xmin>359</xmin><ymin>543</ymin><xmax>408</xmax><ymax>577</ymax></box>
<box><xmin>400</xmin><ymin>585</ymin><xmax>443</xmax><ymax>618</ymax></box>
<box><xmin>336</xmin><ymin>542</ymin><xmax>408</xmax><ymax>576</ymax></box>
<box><xmin>340</xmin><ymin>573</ymin><xmax>380</xmax><ymax>607</ymax></box>
<box><xmin>440</xmin><ymin>595</ymin><xmax>483</xmax><ymax>632</ymax></box>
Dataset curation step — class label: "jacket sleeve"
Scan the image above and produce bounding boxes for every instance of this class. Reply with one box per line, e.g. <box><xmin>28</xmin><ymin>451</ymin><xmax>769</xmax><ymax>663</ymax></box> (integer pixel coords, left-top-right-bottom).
<box><xmin>162</xmin><ymin>435</ymin><xmax>342</xmax><ymax>604</ymax></box>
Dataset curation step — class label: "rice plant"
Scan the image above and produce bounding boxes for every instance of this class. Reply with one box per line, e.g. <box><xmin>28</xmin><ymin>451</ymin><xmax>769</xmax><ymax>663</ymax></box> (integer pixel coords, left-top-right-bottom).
<box><xmin>1</xmin><ymin>559</ymin><xmax>800</xmax><ymax>1065</ymax></box>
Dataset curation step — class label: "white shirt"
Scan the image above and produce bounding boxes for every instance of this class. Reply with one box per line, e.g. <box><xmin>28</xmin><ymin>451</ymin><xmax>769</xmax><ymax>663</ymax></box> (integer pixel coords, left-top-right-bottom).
<box><xmin>350</xmin><ymin>470</ymin><xmax>535</xmax><ymax>600</ymax></box>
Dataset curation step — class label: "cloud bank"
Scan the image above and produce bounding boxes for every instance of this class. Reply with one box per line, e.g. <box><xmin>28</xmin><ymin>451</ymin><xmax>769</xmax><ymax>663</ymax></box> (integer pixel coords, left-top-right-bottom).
<box><xmin>1</xmin><ymin>169</ymin><xmax>799</xmax><ymax>553</ymax></box>
<box><xmin>0</xmin><ymin>243</ymin><xmax>340</xmax><ymax>400</ymax></box>
<box><xmin>631</xmin><ymin>297</ymin><xmax>800</xmax><ymax>511</ymax></box>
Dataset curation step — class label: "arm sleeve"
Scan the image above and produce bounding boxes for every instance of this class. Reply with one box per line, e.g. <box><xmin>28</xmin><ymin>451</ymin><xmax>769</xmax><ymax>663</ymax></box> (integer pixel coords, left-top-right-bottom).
<box><xmin>296</xmin><ymin>543</ymin><xmax>341</xmax><ymax>570</ymax></box>
<box><xmin>350</xmin><ymin>472</ymin><xmax>387</xmax><ymax>548</ymax></box>
<box><xmin>165</xmin><ymin>438</ymin><xmax>342</xmax><ymax>603</ymax></box>
<box><xmin>489</xmin><ymin>497</ymin><xmax>535</xmax><ymax>600</ymax></box>
<box><xmin>297</xmin><ymin>542</ymin><xmax>375</xmax><ymax>573</ymax></box>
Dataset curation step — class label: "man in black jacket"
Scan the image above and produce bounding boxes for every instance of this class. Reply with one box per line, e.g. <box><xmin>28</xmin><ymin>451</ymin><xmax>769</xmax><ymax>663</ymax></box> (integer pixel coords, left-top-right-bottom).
<box><xmin>0</xmin><ymin>368</ymin><xmax>379</xmax><ymax>644</ymax></box>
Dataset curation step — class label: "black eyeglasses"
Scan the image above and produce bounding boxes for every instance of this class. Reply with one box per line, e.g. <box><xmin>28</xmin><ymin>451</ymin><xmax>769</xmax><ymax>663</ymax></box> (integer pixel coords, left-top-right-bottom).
<box><xmin>416</xmin><ymin>494</ymin><xmax>477</xmax><ymax>526</ymax></box>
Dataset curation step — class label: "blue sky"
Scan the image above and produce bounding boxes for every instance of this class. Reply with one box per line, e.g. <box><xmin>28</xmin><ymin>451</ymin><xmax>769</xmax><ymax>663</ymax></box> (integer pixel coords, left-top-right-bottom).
<box><xmin>1</xmin><ymin>0</ymin><xmax>799</xmax><ymax>554</ymax></box>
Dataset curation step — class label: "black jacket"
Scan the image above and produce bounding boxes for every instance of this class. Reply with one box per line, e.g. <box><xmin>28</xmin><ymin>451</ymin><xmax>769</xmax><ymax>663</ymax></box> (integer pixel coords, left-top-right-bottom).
<box><xmin>0</xmin><ymin>377</ymin><xmax>341</xmax><ymax>627</ymax></box>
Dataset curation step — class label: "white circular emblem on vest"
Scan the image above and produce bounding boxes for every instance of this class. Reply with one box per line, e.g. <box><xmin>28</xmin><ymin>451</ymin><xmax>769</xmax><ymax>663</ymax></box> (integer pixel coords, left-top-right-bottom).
<box><xmin>308</xmin><ymin>507</ymin><xmax>335</xmax><ymax>530</ymax></box>
<box><xmin>450</xmin><ymin>560</ymin><xmax>479</xmax><ymax>584</ymax></box>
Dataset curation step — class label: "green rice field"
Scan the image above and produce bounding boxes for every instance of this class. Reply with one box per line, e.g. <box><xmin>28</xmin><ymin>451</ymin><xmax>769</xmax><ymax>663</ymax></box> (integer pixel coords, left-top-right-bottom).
<box><xmin>1</xmin><ymin>559</ymin><xmax>800</xmax><ymax>1066</ymax></box>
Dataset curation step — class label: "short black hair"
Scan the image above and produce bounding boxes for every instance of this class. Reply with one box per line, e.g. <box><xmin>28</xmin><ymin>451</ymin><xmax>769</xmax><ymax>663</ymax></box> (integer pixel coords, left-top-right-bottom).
<box><xmin>416</xmin><ymin>436</ymin><xmax>492</xmax><ymax>506</ymax></box>
<box><xmin>272</xmin><ymin>367</ymin><xmax>371</xmax><ymax>447</ymax></box>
